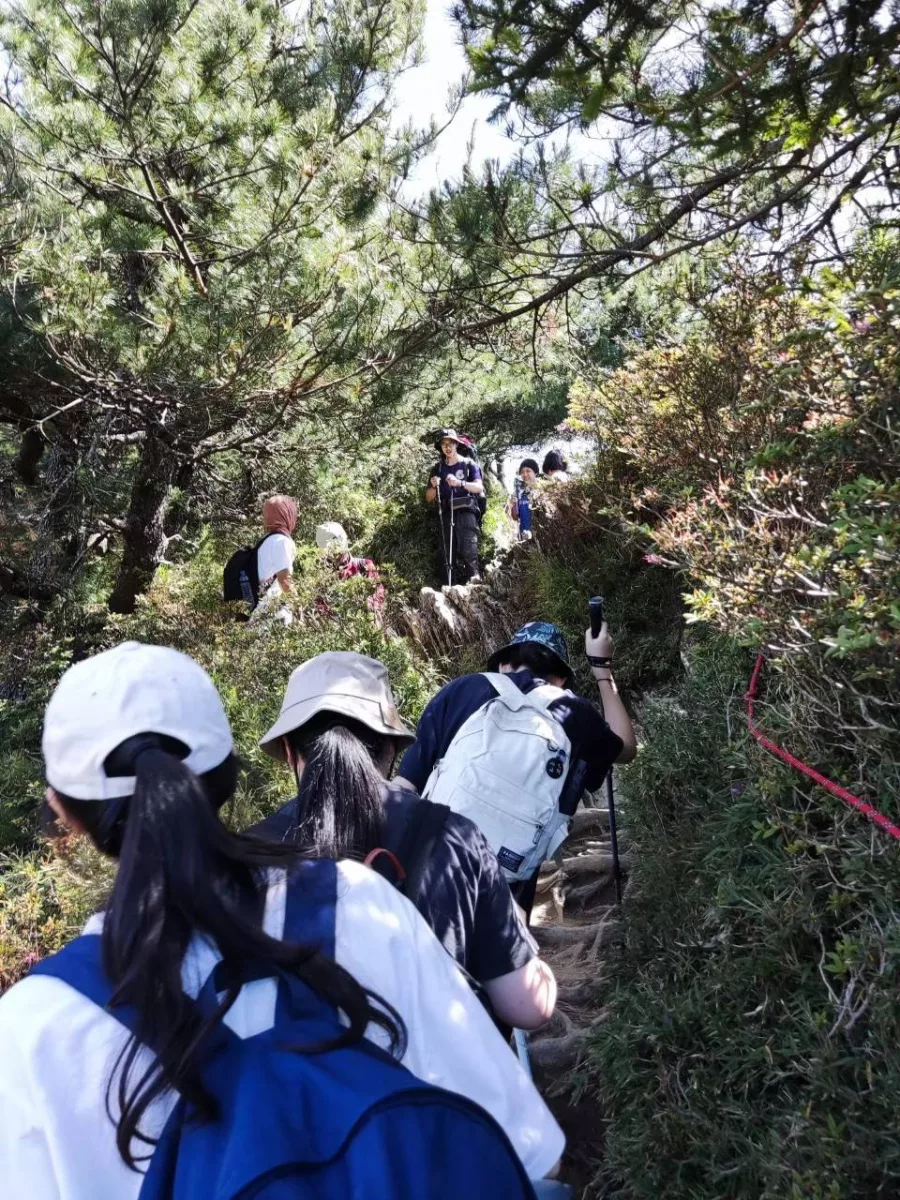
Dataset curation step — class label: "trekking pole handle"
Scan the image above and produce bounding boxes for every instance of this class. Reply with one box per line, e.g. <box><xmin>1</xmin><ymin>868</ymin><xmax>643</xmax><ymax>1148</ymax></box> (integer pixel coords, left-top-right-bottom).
<box><xmin>589</xmin><ymin>595</ymin><xmax>605</xmax><ymax>638</ymax></box>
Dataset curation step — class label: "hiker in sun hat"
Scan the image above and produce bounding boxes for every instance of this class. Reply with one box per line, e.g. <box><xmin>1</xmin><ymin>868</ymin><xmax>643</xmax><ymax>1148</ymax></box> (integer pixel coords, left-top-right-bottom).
<box><xmin>399</xmin><ymin>620</ymin><xmax>637</xmax><ymax>919</ymax></box>
<box><xmin>250</xmin><ymin>650</ymin><xmax>557</xmax><ymax>1032</ymax></box>
<box><xmin>315</xmin><ymin>521</ymin><xmax>384</xmax><ymax>612</ymax></box>
<box><xmin>425</xmin><ymin>428</ymin><xmax>484</xmax><ymax>585</ymax></box>
<box><xmin>0</xmin><ymin>639</ymin><xmax>566</xmax><ymax>1195</ymax></box>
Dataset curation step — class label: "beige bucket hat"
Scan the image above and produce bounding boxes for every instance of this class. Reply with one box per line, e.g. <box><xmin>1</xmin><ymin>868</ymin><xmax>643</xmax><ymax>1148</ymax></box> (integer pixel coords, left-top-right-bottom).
<box><xmin>260</xmin><ymin>651</ymin><xmax>415</xmax><ymax>761</ymax></box>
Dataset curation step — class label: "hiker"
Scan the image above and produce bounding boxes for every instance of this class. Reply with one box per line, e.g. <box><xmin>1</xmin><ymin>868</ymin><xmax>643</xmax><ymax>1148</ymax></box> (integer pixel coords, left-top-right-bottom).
<box><xmin>246</xmin><ymin>494</ymin><xmax>298</xmax><ymax>625</ymax></box>
<box><xmin>315</xmin><ymin>522</ymin><xmax>385</xmax><ymax>613</ymax></box>
<box><xmin>542</xmin><ymin>450</ymin><xmax>570</xmax><ymax>482</ymax></box>
<box><xmin>398</xmin><ymin>621</ymin><xmax>637</xmax><ymax>919</ymax></box>
<box><xmin>221</xmin><ymin>494</ymin><xmax>297</xmax><ymax>619</ymax></box>
<box><xmin>249</xmin><ymin>651</ymin><xmax>557</xmax><ymax>1032</ymax></box>
<box><xmin>426</xmin><ymin>429</ymin><xmax>484</xmax><ymax>585</ymax></box>
<box><xmin>508</xmin><ymin>458</ymin><xmax>540</xmax><ymax>540</ymax></box>
<box><xmin>0</xmin><ymin>641</ymin><xmax>564</xmax><ymax>1197</ymax></box>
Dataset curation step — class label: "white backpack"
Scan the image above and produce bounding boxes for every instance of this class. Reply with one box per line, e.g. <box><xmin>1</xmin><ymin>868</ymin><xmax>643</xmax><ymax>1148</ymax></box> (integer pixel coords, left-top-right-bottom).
<box><xmin>421</xmin><ymin>672</ymin><xmax>572</xmax><ymax>882</ymax></box>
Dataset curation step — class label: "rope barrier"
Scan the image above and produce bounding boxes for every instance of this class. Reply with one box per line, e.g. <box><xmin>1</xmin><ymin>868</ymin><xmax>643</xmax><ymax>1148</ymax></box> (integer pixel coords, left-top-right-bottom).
<box><xmin>744</xmin><ymin>653</ymin><xmax>900</xmax><ymax>842</ymax></box>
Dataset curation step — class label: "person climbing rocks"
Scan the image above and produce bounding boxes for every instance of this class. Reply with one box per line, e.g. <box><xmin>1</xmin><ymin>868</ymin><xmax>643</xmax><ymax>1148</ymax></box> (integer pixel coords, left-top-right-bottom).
<box><xmin>315</xmin><ymin>522</ymin><xmax>385</xmax><ymax>614</ymax></box>
<box><xmin>397</xmin><ymin>620</ymin><xmax>637</xmax><ymax>920</ymax></box>
<box><xmin>508</xmin><ymin>459</ymin><xmax>540</xmax><ymax>541</ymax></box>
<box><xmin>0</xmin><ymin>641</ymin><xmax>565</xmax><ymax>1194</ymax></box>
<box><xmin>425</xmin><ymin>429</ymin><xmax>484</xmax><ymax>585</ymax></box>
<box><xmin>541</xmin><ymin>450</ymin><xmax>570</xmax><ymax>482</ymax></box>
<box><xmin>250</xmin><ymin>494</ymin><xmax>298</xmax><ymax>626</ymax></box>
<box><xmin>249</xmin><ymin>651</ymin><xmax>558</xmax><ymax>1033</ymax></box>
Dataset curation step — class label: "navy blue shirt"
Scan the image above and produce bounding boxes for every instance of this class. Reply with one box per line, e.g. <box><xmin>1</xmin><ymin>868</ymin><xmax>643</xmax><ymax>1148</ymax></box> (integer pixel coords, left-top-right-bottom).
<box><xmin>430</xmin><ymin>458</ymin><xmax>483</xmax><ymax>511</ymax></box>
<box><xmin>248</xmin><ymin>783</ymin><xmax>536</xmax><ymax>985</ymax></box>
<box><xmin>399</xmin><ymin>668</ymin><xmax>623</xmax><ymax>816</ymax></box>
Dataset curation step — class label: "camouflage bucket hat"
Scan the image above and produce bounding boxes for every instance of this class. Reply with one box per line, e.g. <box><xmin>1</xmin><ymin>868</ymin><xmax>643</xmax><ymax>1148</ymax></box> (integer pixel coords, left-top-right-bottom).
<box><xmin>486</xmin><ymin>621</ymin><xmax>573</xmax><ymax>685</ymax></box>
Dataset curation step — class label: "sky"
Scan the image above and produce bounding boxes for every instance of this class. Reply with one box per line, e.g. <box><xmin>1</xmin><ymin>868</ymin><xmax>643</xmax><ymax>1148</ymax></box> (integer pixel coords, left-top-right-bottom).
<box><xmin>391</xmin><ymin>0</ymin><xmax>517</xmax><ymax>194</ymax></box>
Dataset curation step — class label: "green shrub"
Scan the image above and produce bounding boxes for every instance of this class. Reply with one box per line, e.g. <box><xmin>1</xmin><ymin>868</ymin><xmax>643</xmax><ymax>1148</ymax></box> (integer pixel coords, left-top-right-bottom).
<box><xmin>0</xmin><ymin>841</ymin><xmax>113</xmax><ymax>989</ymax></box>
<box><xmin>584</xmin><ymin>635</ymin><xmax>900</xmax><ymax>1198</ymax></box>
<box><xmin>568</xmin><ymin>266</ymin><xmax>900</xmax><ymax>809</ymax></box>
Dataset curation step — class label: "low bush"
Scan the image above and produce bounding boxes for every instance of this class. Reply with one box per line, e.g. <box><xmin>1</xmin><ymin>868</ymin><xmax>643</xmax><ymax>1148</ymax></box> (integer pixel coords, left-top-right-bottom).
<box><xmin>586</xmin><ymin>635</ymin><xmax>900</xmax><ymax>1199</ymax></box>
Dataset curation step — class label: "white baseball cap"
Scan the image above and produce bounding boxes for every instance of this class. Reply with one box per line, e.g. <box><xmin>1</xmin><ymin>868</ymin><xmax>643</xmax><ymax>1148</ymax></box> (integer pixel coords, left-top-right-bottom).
<box><xmin>315</xmin><ymin>522</ymin><xmax>349</xmax><ymax>551</ymax></box>
<box><xmin>43</xmin><ymin>641</ymin><xmax>234</xmax><ymax>801</ymax></box>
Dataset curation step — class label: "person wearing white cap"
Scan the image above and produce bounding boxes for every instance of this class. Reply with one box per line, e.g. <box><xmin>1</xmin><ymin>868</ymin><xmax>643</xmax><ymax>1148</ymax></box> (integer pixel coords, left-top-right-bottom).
<box><xmin>0</xmin><ymin>642</ymin><xmax>565</xmax><ymax>1198</ymax></box>
<box><xmin>315</xmin><ymin>521</ymin><xmax>350</xmax><ymax>553</ymax></box>
<box><xmin>250</xmin><ymin>651</ymin><xmax>557</xmax><ymax>1033</ymax></box>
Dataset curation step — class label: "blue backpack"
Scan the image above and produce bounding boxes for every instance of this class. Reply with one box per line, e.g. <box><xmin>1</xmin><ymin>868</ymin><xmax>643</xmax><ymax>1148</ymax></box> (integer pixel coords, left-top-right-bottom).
<box><xmin>31</xmin><ymin>860</ymin><xmax>539</xmax><ymax>1200</ymax></box>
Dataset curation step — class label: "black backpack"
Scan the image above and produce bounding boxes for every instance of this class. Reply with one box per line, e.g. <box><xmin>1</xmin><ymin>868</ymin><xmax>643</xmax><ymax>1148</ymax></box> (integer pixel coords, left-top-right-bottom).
<box><xmin>222</xmin><ymin>533</ymin><xmax>275</xmax><ymax>609</ymax></box>
<box><xmin>366</xmin><ymin>795</ymin><xmax>450</xmax><ymax>907</ymax></box>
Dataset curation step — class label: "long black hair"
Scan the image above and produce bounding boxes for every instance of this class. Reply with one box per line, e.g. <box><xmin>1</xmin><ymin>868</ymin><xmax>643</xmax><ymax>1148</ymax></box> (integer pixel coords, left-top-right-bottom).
<box><xmin>55</xmin><ymin>732</ymin><xmax>404</xmax><ymax>1169</ymax></box>
<box><xmin>542</xmin><ymin>449</ymin><xmax>568</xmax><ymax>474</ymax></box>
<box><xmin>284</xmin><ymin>712</ymin><xmax>397</xmax><ymax>860</ymax></box>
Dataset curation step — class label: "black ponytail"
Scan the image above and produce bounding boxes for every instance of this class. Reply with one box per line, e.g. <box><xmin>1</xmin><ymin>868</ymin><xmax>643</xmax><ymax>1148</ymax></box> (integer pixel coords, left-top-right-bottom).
<box><xmin>285</xmin><ymin>713</ymin><xmax>396</xmax><ymax>860</ymax></box>
<box><xmin>55</xmin><ymin>734</ymin><xmax>405</xmax><ymax>1169</ymax></box>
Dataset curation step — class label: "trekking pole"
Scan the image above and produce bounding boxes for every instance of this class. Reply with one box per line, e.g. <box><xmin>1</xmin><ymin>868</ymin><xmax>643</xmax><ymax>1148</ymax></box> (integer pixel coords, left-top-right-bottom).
<box><xmin>513</xmin><ymin>1028</ymin><xmax>533</xmax><ymax>1079</ymax></box>
<box><xmin>436</xmin><ymin>481</ymin><xmax>451</xmax><ymax>586</ymax></box>
<box><xmin>447</xmin><ymin>497</ymin><xmax>455</xmax><ymax>587</ymax></box>
<box><xmin>590</xmin><ymin>595</ymin><xmax>623</xmax><ymax>907</ymax></box>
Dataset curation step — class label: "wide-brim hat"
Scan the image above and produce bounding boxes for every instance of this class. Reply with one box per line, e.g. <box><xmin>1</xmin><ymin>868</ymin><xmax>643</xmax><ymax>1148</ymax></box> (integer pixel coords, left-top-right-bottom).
<box><xmin>486</xmin><ymin>621</ymin><xmax>573</xmax><ymax>686</ymax></box>
<box><xmin>433</xmin><ymin>428</ymin><xmax>463</xmax><ymax>452</ymax></box>
<box><xmin>260</xmin><ymin>651</ymin><xmax>415</xmax><ymax>760</ymax></box>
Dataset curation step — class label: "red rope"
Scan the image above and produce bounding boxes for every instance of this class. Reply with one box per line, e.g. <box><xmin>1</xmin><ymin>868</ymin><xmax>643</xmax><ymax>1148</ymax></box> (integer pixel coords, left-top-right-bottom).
<box><xmin>744</xmin><ymin>653</ymin><xmax>900</xmax><ymax>842</ymax></box>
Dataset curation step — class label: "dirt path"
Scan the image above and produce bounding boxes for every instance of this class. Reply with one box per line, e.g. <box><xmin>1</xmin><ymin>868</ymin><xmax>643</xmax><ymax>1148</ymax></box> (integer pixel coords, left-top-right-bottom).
<box><xmin>527</xmin><ymin>797</ymin><xmax>627</xmax><ymax>1197</ymax></box>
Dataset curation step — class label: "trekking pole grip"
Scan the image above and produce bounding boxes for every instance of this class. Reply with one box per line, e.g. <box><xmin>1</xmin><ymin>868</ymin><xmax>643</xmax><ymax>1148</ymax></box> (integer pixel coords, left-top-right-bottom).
<box><xmin>589</xmin><ymin>595</ymin><xmax>604</xmax><ymax>639</ymax></box>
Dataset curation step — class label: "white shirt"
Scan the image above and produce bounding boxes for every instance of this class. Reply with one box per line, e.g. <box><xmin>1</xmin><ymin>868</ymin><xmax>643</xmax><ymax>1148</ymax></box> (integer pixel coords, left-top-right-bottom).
<box><xmin>250</xmin><ymin>533</ymin><xmax>296</xmax><ymax>624</ymax></box>
<box><xmin>256</xmin><ymin>532</ymin><xmax>295</xmax><ymax>598</ymax></box>
<box><xmin>0</xmin><ymin>862</ymin><xmax>563</xmax><ymax>1199</ymax></box>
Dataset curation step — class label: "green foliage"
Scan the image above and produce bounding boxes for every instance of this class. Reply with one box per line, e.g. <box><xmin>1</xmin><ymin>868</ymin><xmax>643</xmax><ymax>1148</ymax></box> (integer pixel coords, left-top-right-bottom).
<box><xmin>398</xmin><ymin>1</ymin><xmax>900</xmax><ymax>346</ymax></box>
<box><xmin>584</xmin><ymin>635</ymin><xmax>900</xmax><ymax>1198</ymax></box>
<box><xmin>569</xmin><ymin>259</ymin><xmax>900</xmax><ymax>806</ymax></box>
<box><xmin>0</xmin><ymin>0</ymin><xmax>439</xmax><ymax>612</ymax></box>
<box><xmin>0</xmin><ymin>841</ymin><xmax>113</xmax><ymax>989</ymax></box>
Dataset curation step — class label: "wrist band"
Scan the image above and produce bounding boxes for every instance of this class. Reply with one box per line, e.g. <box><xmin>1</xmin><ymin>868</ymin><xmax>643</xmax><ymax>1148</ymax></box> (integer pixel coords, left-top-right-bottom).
<box><xmin>587</xmin><ymin>655</ymin><xmax>611</xmax><ymax>667</ymax></box>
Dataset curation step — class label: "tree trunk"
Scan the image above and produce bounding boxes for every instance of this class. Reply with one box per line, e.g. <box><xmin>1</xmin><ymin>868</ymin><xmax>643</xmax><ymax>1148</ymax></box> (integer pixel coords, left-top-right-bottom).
<box><xmin>26</xmin><ymin>442</ymin><xmax>83</xmax><ymax>594</ymax></box>
<box><xmin>13</xmin><ymin>428</ymin><xmax>46</xmax><ymax>485</ymax></box>
<box><xmin>108</xmin><ymin>434</ymin><xmax>178</xmax><ymax>614</ymax></box>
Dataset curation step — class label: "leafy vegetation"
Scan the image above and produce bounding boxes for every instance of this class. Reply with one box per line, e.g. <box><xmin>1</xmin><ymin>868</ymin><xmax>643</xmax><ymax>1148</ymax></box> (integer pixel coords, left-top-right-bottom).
<box><xmin>1</xmin><ymin>0</ymin><xmax>899</xmax><ymax>1194</ymax></box>
<box><xmin>587</xmin><ymin>634</ymin><xmax>900</xmax><ymax>1198</ymax></box>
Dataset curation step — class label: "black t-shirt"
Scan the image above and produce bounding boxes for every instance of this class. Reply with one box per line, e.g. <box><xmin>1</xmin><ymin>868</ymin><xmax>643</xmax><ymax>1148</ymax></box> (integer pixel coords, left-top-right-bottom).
<box><xmin>398</xmin><ymin>668</ymin><xmax>623</xmax><ymax>816</ymax></box>
<box><xmin>248</xmin><ymin>783</ymin><xmax>536</xmax><ymax>985</ymax></box>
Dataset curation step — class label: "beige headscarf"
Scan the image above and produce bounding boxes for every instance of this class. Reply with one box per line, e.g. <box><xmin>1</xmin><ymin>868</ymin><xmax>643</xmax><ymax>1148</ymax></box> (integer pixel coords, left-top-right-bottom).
<box><xmin>263</xmin><ymin>495</ymin><xmax>298</xmax><ymax>536</ymax></box>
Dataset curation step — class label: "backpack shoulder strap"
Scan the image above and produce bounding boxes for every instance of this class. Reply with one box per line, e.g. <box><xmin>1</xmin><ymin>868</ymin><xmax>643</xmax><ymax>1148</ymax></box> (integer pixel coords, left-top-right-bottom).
<box><xmin>29</xmin><ymin>935</ymin><xmax>141</xmax><ymax>1037</ymax></box>
<box><xmin>397</xmin><ymin>799</ymin><xmax>449</xmax><ymax>907</ymax></box>
<box><xmin>484</xmin><ymin>671</ymin><xmax>569</xmax><ymax>719</ymax></box>
<box><xmin>281</xmin><ymin>859</ymin><xmax>338</xmax><ymax>959</ymax></box>
<box><xmin>366</xmin><ymin>796</ymin><xmax>449</xmax><ymax>908</ymax></box>
<box><xmin>481</xmin><ymin>670</ymin><xmax>531</xmax><ymax>711</ymax></box>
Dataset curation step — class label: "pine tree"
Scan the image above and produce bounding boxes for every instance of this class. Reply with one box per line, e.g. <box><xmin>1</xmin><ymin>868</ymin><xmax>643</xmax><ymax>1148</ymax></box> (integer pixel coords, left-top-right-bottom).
<box><xmin>1</xmin><ymin>0</ymin><xmax>427</xmax><ymax>609</ymax></box>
